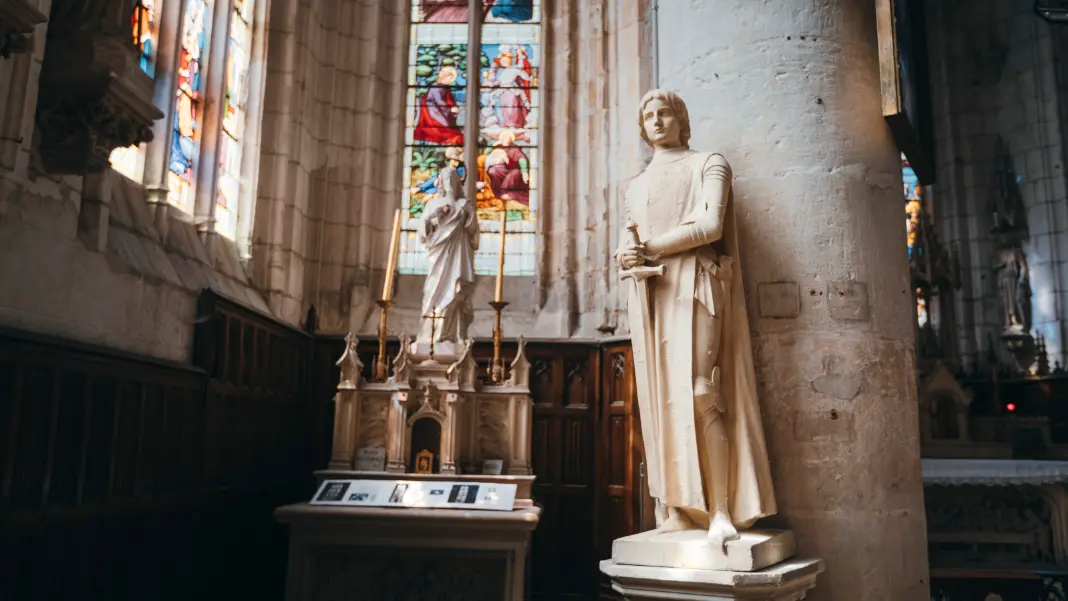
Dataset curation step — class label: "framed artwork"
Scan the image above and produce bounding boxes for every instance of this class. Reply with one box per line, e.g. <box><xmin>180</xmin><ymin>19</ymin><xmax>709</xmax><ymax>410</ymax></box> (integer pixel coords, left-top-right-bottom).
<box><xmin>415</xmin><ymin>449</ymin><xmax>435</xmax><ymax>474</ymax></box>
<box><xmin>876</xmin><ymin>0</ymin><xmax>936</xmax><ymax>184</ymax></box>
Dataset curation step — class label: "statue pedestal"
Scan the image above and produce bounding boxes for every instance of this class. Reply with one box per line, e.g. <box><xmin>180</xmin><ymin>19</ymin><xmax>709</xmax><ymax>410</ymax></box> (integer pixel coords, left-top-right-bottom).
<box><xmin>612</xmin><ymin>529</ymin><xmax>796</xmax><ymax>572</ymax></box>
<box><xmin>602</xmin><ymin>529</ymin><xmax>822</xmax><ymax>601</ymax></box>
<box><xmin>600</xmin><ymin>557</ymin><xmax>823</xmax><ymax>601</ymax></box>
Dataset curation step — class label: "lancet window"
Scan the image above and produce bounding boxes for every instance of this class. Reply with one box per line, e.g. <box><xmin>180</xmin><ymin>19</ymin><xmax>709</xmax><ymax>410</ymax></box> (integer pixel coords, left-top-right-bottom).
<box><xmin>398</xmin><ymin>0</ymin><xmax>541</xmax><ymax>276</ymax></box>
<box><xmin>107</xmin><ymin>0</ymin><xmax>265</xmax><ymax>243</ymax></box>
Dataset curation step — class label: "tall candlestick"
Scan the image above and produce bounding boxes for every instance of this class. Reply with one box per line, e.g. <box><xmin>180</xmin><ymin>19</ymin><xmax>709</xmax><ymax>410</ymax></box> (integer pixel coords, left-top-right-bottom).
<box><xmin>494</xmin><ymin>211</ymin><xmax>507</xmax><ymax>302</ymax></box>
<box><xmin>382</xmin><ymin>208</ymin><xmax>402</xmax><ymax>300</ymax></box>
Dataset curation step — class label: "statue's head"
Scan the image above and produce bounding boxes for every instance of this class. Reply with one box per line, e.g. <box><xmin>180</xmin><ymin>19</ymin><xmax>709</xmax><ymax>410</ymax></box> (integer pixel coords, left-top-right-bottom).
<box><xmin>440</xmin><ymin>165</ymin><xmax>463</xmax><ymax>200</ymax></box>
<box><xmin>638</xmin><ymin>89</ymin><xmax>690</xmax><ymax>150</ymax></box>
<box><xmin>437</xmin><ymin>66</ymin><xmax>458</xmax><ymax>85</ymax></box>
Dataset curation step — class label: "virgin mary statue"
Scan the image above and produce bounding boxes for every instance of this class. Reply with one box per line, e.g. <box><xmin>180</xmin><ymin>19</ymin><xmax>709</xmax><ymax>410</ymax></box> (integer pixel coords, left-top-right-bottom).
<box><xmin>418</xmin><ymin>166</ymin><xmax>480</xmax><ymax>344</ymax></box>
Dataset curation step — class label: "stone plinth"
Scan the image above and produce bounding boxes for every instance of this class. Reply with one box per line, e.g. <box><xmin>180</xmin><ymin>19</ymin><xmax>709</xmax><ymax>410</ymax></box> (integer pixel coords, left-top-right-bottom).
<box><xmin>612</xmin><ymin>529</ymin><xmax>796</xmax><ymax>572</ymax></box>
<box><xmin>276</xmin><ymin>504</ymin><xmax>540</xmax><ymax>601</ymax></box>
<box><xmin>601</xmin><ymin>558</ymin><xmax>823</xmax><ymax>601</ymax></box>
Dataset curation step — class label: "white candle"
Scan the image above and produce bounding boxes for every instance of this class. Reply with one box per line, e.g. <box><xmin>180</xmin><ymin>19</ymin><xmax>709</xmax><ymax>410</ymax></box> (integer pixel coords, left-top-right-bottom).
<box><xmin>494</xmin><ymin>211</ymin><xmax>507</xmax><ymax>302</ymax></box>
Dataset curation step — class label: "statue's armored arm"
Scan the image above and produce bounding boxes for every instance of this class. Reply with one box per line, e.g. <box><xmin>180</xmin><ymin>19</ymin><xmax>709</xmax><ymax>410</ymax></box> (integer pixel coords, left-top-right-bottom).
<box><xmin>644</xmin><ymin>154</ymin><xmax>731</xmax><ymax>258</ymax></box>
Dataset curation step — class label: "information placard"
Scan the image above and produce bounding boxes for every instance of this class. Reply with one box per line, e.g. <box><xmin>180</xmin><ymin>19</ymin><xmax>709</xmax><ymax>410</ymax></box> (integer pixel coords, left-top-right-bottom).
<box><xmin>354</xmin><ymin>447</ymin><xmax>386</xmax><ymax>471</ymax></box>
<box><xmin>310</xmin><ymin>479</ymin><xmax>518</xmax><ymax>512</ymax></box>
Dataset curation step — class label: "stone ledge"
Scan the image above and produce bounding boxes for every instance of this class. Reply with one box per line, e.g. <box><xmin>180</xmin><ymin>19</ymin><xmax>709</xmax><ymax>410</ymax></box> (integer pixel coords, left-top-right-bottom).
<box><xmin>600</xmin><ymin>558</ymin><xmax>823</xmax><ymax>601</ymax></box>
<box><xmin>612</xmin><ymin>529</ymin><xmax>796</xmax><ymax>572</ymax></box>
<box><xmin>0</xmin><ymin>0</ymin><xmax>47</xmax><ymax>58</ymax></box>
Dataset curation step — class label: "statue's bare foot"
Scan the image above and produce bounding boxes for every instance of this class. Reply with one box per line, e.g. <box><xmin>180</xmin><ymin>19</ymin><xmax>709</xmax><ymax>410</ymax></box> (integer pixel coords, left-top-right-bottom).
<box><xmin>657</xmin><ymin>507</ymin><xmax>692</xmax><ymax>533</ymax></box>
<box><xmin>707</xmin><ymin>510</ymin><xmax>740</xmax><ymax>551</ymax></box>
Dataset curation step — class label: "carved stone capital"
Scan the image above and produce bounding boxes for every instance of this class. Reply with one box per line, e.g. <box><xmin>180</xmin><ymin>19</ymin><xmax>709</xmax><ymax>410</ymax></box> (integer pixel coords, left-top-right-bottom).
<box><xmin>0</xmin><ymin>0</ymin><xmax>46</xmax><ymax>59</ymax></box>
<box><xmin>35</xmin><ymin>1</ymin><xmax>162</xmax><ymax>174</ymax></box>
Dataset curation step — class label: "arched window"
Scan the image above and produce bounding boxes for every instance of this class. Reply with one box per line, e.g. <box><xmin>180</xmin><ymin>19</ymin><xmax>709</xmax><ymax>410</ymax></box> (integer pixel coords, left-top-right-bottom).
<box><xmin>398</xmin><ymin>0</ymin><xmax>541</xmax><ymax>277</ymax></box>
<box><xmin>108</xmin><ymin>0</ymin><xmax>164</xmax><ymax>181</ymax></box>
<box><xmin>107</xmin><ymin>0</ymin><xmax>263</xmax><ymax>243</ymax></box>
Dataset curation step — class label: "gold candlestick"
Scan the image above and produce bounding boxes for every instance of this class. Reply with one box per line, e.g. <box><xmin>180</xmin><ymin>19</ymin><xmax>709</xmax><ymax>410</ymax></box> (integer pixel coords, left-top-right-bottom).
<box><xmin>488</xmin><ymin>300</ymin><xmax>509</xmax><ymax>383</ymax></box>
<box><xmin>374</xmin><ymin>299</ymin><xmax>392</xmax><ymax>382</ymax></box>
<box><xmin>382</xmin><ymin>208</ymin><xmax>402</xmax><ymax>300</ymax></box>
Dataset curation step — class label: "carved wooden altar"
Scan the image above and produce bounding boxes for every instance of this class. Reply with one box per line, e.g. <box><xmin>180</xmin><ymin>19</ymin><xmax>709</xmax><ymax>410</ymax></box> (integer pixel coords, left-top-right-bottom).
<box><xmin>328</xmin><ymin>333</ymin><xmax>534</xmax><ymax>478</ymax></box>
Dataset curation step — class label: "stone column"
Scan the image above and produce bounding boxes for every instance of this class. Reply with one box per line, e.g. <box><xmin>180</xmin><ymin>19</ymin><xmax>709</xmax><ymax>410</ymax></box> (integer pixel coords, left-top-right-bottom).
<box><xmin>385</xmin><ymin>391</ymin><xmax>407</xmax><ymax>473</ymax></box>
<box><xmin>440</xmin><ymin>392</ymin><xmax>461</xmax><ymax>475</ymax></box>
<box><xmin>655</xmin><ymin>2</ymin><xmax>929</xmax><ymax>600</ymax></box>
<box><xmin>192</xmin><ymin>0</ymin><xmax>234</xmax><ymax>240</ymax></box>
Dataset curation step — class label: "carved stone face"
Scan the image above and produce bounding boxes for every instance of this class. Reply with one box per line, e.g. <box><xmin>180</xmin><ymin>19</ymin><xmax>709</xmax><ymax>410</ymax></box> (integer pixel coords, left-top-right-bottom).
<box><xmin>641</xmin><ymin>98</ymin><xmax>683</xmax><ymax>149</ymax></box>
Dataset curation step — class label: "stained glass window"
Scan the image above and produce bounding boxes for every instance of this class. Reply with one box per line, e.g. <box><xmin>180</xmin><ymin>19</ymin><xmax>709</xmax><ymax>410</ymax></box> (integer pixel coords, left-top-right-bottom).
<box><xmin>110</xmin><ymin>0</ymin><xmax>163</xmax><ymax>181</ymax></box>
<box><xmin>215</xmin><ymin>0</ymin><xmax>255</xmax><ymax>239</ymax></box>
<box><xmin>134</xmin><ymin>0</ymin><xmax>162</xmax><ymax>77</ymax></box>
<box><xmin>168</xmin><ymin>0</ymin><xmax>211</xmax><ymax>214</ymax></box>
<box><xmin>399</xmin><ymin>0</ymin><xmax>540</xmax><ymax>276</ymax></box>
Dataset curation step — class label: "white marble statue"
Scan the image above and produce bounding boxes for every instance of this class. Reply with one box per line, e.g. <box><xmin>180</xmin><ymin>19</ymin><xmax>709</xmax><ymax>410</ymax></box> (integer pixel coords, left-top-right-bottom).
<box><xmin>618</xmin><ymin>89</ymin><xmax>777</xmax><ymax>550</ymax></box>
<box><xmin>418</xmin><ymin>166</ymin><xmax>479</xmax><ymax>344</ymax></box>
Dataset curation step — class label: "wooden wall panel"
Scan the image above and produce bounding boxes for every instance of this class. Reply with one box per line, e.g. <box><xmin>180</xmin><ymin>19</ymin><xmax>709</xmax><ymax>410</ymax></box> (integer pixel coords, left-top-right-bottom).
<box><xmin>597</xmin><ymin>342</ymin><xmax>641</xmax><ymax>600</ymax></box>
<box><xmin>0</xmin><ymin>290</ymin><xmax>316</xmax><ymax>601</ymax></box>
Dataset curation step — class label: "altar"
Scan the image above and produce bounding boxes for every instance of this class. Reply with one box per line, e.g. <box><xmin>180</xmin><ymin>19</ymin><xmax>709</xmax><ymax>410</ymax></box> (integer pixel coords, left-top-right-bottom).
<box><xmin>275</xmin><ymin>165</ymin><xmax>541</xmax><ymax>601</ymax></box>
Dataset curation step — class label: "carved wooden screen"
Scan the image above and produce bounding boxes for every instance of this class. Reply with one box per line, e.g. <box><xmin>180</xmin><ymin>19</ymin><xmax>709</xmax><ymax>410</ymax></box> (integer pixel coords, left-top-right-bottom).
<box><xmin>526</xmin><ymin>343</ymin><xmax>599</xmax><ymax>601</ymax></box>
<box><xmin>596</xmin><ymin>342</ymin><xmax>643</xmax><ymax>598</ymax></box>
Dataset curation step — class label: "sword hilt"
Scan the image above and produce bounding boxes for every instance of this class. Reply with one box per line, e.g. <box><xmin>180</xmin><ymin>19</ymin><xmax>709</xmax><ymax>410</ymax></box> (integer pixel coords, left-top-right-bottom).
<box><xmin>626</xmin><ymin>221</ymin><xmax>642</xmax><ymax>246</ymax></box>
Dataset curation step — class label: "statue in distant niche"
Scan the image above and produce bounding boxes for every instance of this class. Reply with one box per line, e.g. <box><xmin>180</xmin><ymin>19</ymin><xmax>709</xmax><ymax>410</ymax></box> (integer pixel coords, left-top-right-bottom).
<box><xmin>617</xmin><ymin>90</ymin><xmax>776</xmax><ymax>550</ymax></box>
<box><xmin>418</xmin><ymin>166</ymin><xmax>479</xmax><ymax>344</ymax></box>
<box><xmin>993</xmin><ymin>240</ymin><xmax>1031</xmax><ymax>332</ymax></box>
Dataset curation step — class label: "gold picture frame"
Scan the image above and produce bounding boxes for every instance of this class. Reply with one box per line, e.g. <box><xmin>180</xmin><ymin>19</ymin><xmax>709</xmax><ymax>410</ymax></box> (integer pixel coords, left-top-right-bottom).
<box><xmin>414</xmin><ymin>449</ymin><xmax>434</xmax><ymax>474</ymax></box>
<box><xmin>876</xmin><ymin>0</ymin><xmax>935</xmax><ymax>184</ymax></box>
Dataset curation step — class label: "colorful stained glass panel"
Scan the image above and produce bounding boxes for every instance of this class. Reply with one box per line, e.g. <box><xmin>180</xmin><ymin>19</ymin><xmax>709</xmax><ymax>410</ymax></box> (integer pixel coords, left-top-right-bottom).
<box><xmin>134</xmin><ymin>0</ymin><xmax>161</xmax><ymax>77</ymax></box>
<box><xmin>216</xmin><ymin>0</ymin><xmax>256</xmax><ymax>239</ymax></box>
<box><xmin>484</xmin><ymin>0</ymin><xmax>538</xmax><ymax>23</ymax></box>
<box><xmin>405</xmin><ymin>146</ymin><xmax>466</xmax><ymax>218</ymax></box>
<box><xmin>474</xmin><ymin>145</ymin><xmax>535</xmax><ymax>221</ymax></box>
<box><xmin>400</xmin><ymin>0</ymin><xmax>540</xmax><ymax>276</ymax></box>
<box><xmin>168</xmin><ymin>0</ymin><xmax>211</xmax><ymax>213</ymax></box>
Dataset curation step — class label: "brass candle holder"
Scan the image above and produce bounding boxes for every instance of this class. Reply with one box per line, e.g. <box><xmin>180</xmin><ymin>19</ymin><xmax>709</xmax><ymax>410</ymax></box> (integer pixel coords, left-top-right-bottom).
<box><xmin>488</xmin><ymin>300</ymin><xmax>509</xmax><ymax>383</ymax></box>
<box><xmin>373</xmin><ymin>299</ymin><xmax>392</xmax><ymax>382</ymax></box>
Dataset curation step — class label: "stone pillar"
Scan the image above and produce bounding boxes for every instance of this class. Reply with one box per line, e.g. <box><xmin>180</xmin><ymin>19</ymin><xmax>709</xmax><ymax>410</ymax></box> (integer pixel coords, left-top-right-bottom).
<box><xmin>440</xmin><ymin>392</ymin><xmax>460</xmax><ymax>475</ymax></box>
<box><xmin>385</xmin><ymin>391</ymin><xmax>407</xmax><ymax>473</ymax></box>
<box><xmin>655</xmin><ymin>2</ymin><xmax>929</xmax><ymax>600</ymax></box>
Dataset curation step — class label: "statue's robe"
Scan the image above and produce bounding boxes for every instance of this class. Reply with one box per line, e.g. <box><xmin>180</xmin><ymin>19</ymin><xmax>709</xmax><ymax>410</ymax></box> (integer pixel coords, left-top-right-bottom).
<box><xmin>419</xmin><ymin>184</ymin><xmax>479</xmax><ymax>342</ymax></box>
<box><xmin>625</xmin><ymin>150</ymin><xmax>776</xmax><ymax>529</ymax></box>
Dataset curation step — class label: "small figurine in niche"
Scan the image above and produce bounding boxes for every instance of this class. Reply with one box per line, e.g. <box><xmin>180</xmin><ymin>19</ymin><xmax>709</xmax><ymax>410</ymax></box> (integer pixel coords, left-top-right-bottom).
<box><xmin>414</xmin><ymin>449</ymin><xmax>434</xmax><ymax>474</ymax></box>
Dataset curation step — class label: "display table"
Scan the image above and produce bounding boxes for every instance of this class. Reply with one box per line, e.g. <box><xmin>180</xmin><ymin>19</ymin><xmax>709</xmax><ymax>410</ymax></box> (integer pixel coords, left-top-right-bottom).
<box><xmin>275</xmin><ymin>503</ymin><xmax>541</xmax><ymax>601</ymax></box>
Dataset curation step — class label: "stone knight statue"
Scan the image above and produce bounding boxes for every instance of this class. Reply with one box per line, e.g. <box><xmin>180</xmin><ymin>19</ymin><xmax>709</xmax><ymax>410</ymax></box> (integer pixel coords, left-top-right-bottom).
<box><xmin>418</xmin><ymin>166</ymin><xmax>479</xmax><ymax>344</ymax></box>
<box><xmin>618</xmin><ymin>90</ymin><xmax>776</xmax><ymax>550</ymax></box>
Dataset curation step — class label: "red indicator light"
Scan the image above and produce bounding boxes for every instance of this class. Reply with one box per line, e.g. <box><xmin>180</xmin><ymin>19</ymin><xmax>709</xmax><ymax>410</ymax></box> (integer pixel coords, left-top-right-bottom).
<box><xmin>1006</xmin><ymin>403</ymin><xmax>1017</xmax><ymax>412</ymax></box>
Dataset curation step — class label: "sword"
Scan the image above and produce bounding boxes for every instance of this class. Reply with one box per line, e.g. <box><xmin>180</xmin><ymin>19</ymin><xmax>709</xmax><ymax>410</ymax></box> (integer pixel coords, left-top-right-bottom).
<box><xmin>620</xmin><ymin>221</ymin><xmax>665</xmax><ymax>500</ymax></box>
